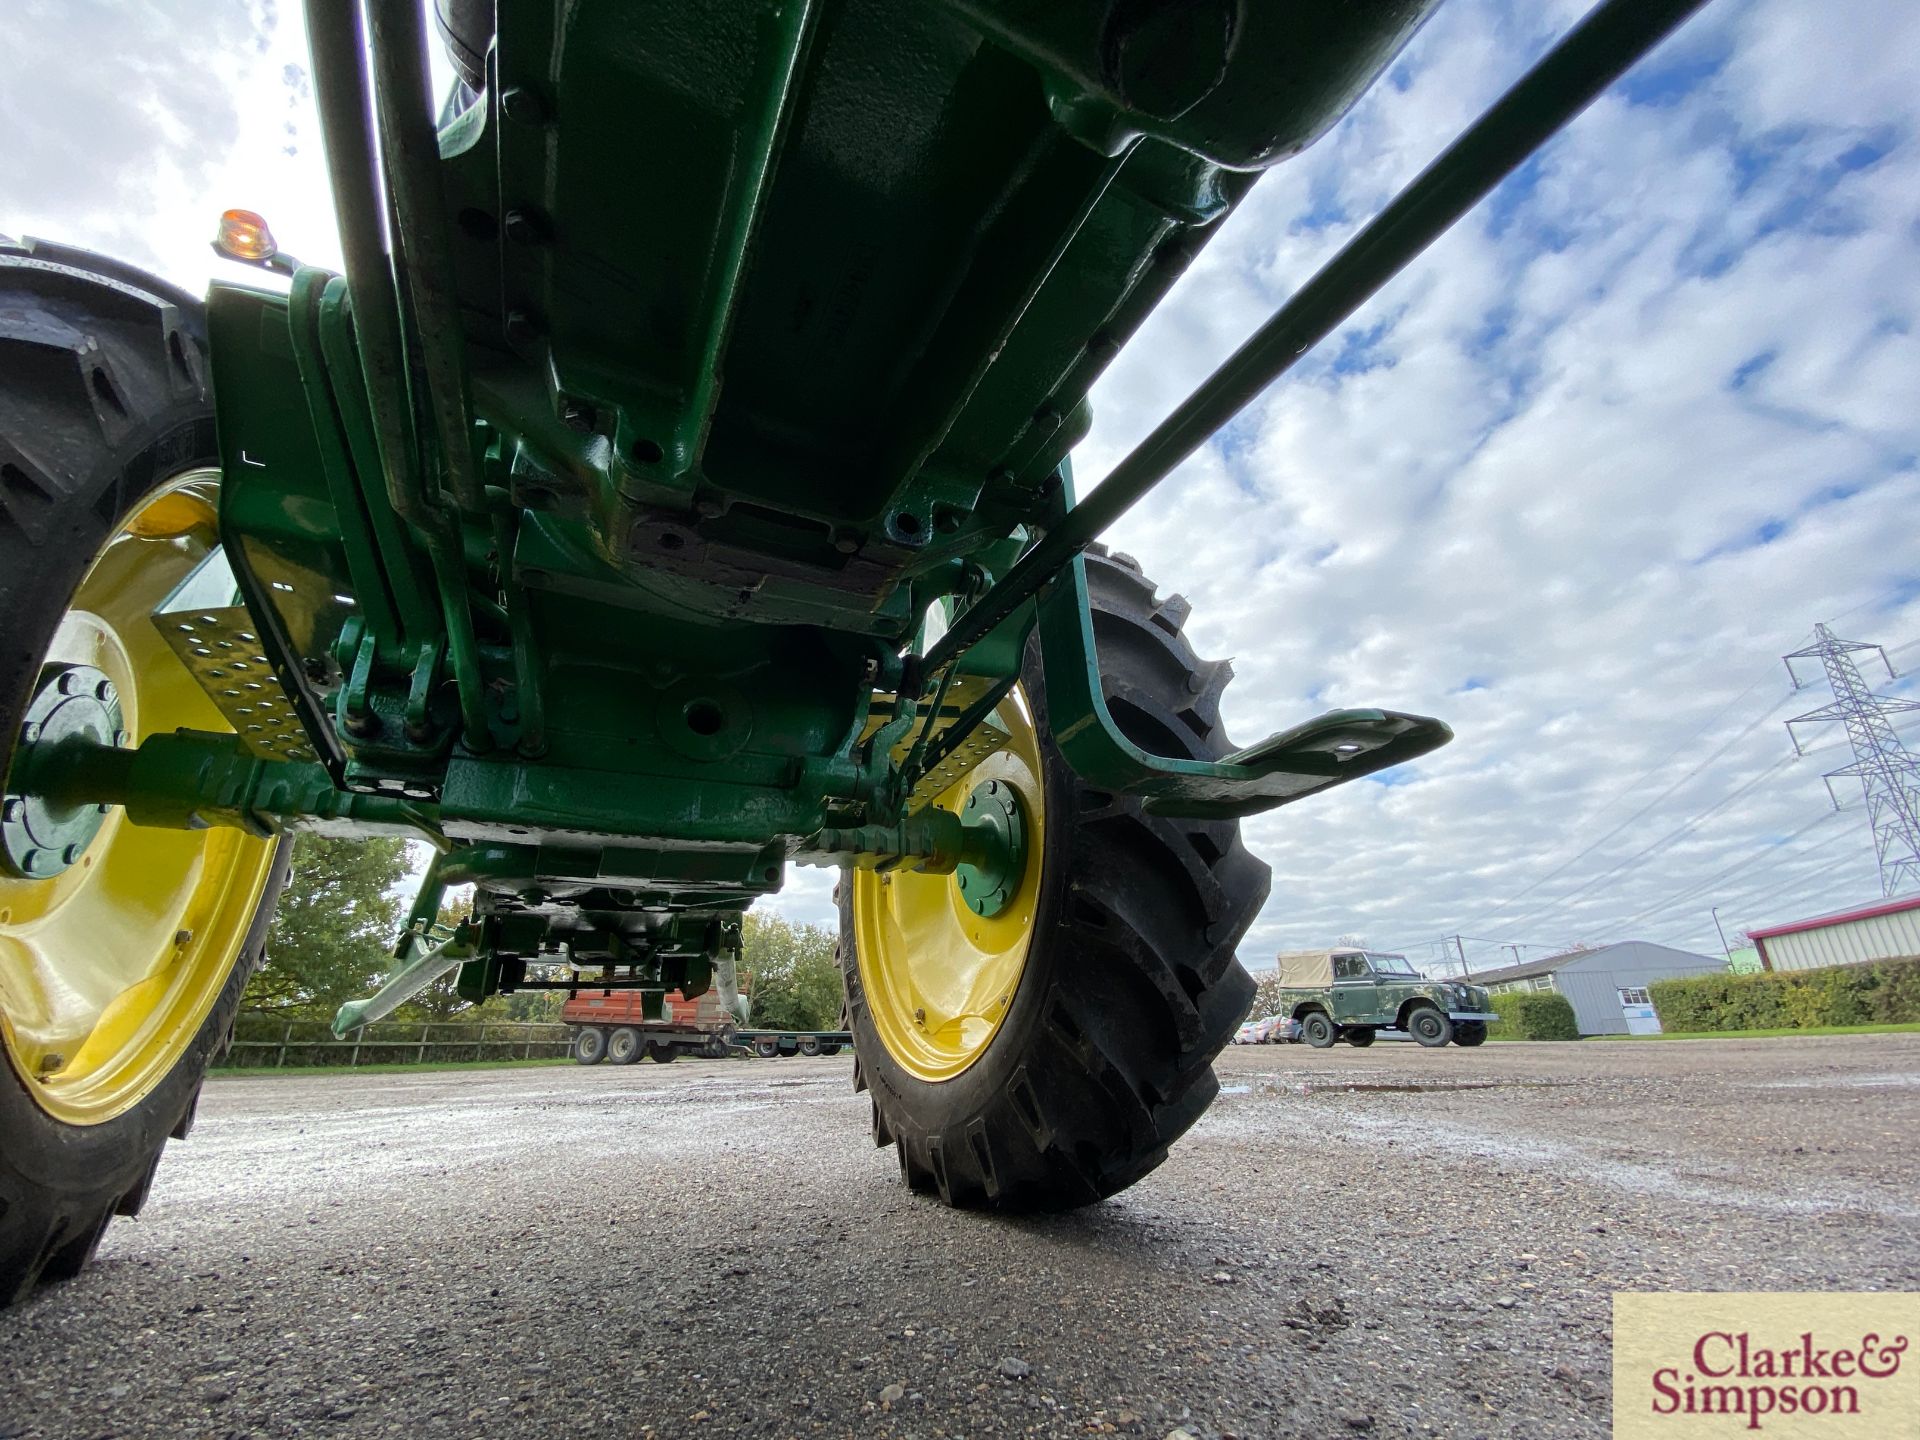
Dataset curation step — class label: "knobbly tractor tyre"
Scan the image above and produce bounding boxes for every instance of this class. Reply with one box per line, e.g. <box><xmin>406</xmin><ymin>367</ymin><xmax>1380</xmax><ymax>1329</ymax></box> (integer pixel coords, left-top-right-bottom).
<box><xmin>1300</xmin><ymin>1011</ymin><xmax>1337</xmax><ymax>1049</ymax></box>
<box><xmin>1454</xmin><ymin>1021</ymin><xmax>1488</xmax><ymax>1047</ymax></box>
<box><xmin>571</xmin><ymin>1028</ymin><xmax>606</xmax><ymax>1064</ymax></box>
<box><xmin>1408</xmin><ymin>1007</ymin><xmax>1454</xmax><ymax>1048</ymax></box>
<box><xmin>0</xmin><ymin>240</ymin><xmax>289</xmax><ymax>1306</ymax></box>
<box><xmin>840</xmin><ymin>550</ymin><xmax>1269</xmax><ymax>1211</ymax></box>
<box><xmin>606</xmin><ymin>1027</ymin><xmax>642</xmax><ymax>1065</ymax></box>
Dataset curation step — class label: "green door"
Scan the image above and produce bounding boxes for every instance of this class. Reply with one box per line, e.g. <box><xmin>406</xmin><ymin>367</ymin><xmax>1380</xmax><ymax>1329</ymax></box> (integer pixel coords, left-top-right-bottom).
<box><xmin>1331</xmin><ymin>952</ymin><xmax>1379</xmax><ymax>1025</ymax></box>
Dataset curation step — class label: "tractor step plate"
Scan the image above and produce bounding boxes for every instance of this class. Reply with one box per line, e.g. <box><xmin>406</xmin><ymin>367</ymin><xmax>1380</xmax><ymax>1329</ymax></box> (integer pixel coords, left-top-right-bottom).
<box><xmin>154</xmin><ymin>605</ymin><xmax>317</xmax><ymax>764</ymax></box>
<box><xmin>865</xmin><ymin>676</ymin><xmax>1011</xmax><ymax>809</ymax></box>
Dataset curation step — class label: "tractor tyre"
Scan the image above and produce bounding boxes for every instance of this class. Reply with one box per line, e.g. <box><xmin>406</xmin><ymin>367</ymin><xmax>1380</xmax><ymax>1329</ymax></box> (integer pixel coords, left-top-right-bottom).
<box><xmin>572</xmin><ymin>1028</ymin><xmax>607</xmax><ymax>1065</ymax></box>
<box><xmin>606</xmin><ymin>1027</ymin><xmax>642</xmax><ymax>1065</ymax></box>
<box><xmin>1345</xmin><ymin>1027</ymin><xmax>1377</xmax><ymax>1048</ymax></box>
<box><xmin>0</xmin><ymin>239</ymin><xmax>291</xmax><ymax>1308</ymax></box>
<box><xmin>840</xmin><ymin>549</ymin><xmax>1269</xmax><ymax>1210</ymax></box>
<box><xmin>1408</xmin><ymin>1007</ymin><xmax>1453</xmax><ymax>1048</ymax></box>
<box><xmin>1300</xmin><ymin>1012</ymin><xmax>1336</xmax><ymax>1049</ymax></box>
<box><xmin>1454</xmin><ymin>1021</ymin><xmax>1488</xmax><ymax>1047</ymax></box>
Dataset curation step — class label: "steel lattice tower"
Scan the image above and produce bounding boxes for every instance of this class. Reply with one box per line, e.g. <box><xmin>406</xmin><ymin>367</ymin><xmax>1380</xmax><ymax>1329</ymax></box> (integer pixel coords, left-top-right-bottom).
<box><xmin>1784</xmin><ymin>624</ymin><xmax>1920</xmax><ymax>897</ymax></box>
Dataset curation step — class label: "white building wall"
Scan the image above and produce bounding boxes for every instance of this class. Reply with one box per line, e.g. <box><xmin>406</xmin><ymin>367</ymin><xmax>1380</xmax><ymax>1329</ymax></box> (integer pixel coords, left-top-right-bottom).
<box><xmin>1763</xmin><ymin>907</ymin><xmax>1920</xmax><ymax>971</ymax></box>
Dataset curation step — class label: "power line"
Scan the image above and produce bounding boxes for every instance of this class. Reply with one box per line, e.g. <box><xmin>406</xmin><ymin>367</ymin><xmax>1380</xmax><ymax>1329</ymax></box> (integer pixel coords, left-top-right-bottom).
<box><xmin>1498</xmin><ymin>750</ymin><xmax>1803</xmax><ymax>935</ymax></box>
<box><xmin>1461</xmin><ymin>682</ymin><xmax>1795</xmax><ymax>931</ymax></box>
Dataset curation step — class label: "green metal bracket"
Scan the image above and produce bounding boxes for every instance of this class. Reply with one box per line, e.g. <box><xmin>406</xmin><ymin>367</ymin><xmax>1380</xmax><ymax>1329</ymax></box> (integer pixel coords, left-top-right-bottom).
<box><xmin>11</xmin><ymin>729</ymin><xmax>441</xmax><ymax>842</ymax></box>
<box><xmin>334</xmin><ymin>921</ymin><xmax>479</xmax><ymax>1035</ymax></box>
<box><xmin>1038</xmin><ymin>556</ymin><xmax>1451</xmax><ymax>820</ymax></box>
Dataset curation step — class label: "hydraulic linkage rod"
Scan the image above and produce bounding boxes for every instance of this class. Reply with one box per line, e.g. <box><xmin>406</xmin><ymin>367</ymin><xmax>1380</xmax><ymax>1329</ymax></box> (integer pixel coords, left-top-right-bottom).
<box><xmin>917</xmin><ymin>0</ymin><xmax>1711</xmax><ymax>682</ymax></box>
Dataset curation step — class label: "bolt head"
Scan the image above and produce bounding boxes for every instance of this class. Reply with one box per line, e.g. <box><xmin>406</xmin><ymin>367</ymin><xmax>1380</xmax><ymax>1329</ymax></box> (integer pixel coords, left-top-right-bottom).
<box><xmin>94</xmin><ymin>679</ymin><xmax>114</xmax><ymax>702</ymax></box>
<box><xmin>504</xmin><ymin>310</ymin><xmax>539</xmax><ymax>347</ymax></box>
<box><xmin>113</xmin><ymin>730</ymin><xmax>130</xmax><ymax>747</ymax></box>
<box><xmin>2</xmin><ymin>798</ymin><xmax>20</xmax><ymax>822</ymax></box>
<box><xmin>20</xmin><ymin>723</ymin><xmax>40</xmax><ymax>745</ymax></box>
<box><xmin>20</xmin><ymin>848</ymin><xmax>44</xmax><ymax>870</ymax></box>
<box><xmin>503</xmin><ymin>207</ymin><xmax>551</xmax><ymax>246</ymax></box>
<box><xmin>500</xmin><ymin>86</ymin><xmax>548</xmax><ymax>125</ymax></box>
<box><xmin>561</xmin><ymin>399</ymin><xmax>597</xmax><ymax>434</ymax></box>
<box><xmin>61</xmin><ymin>844</ymin><xmax>83</xmax><ymax>865</ymax></box>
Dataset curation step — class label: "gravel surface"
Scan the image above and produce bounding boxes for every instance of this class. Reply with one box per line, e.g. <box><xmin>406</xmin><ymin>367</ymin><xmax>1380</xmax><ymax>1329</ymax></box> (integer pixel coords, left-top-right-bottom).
<box><xmin>4</xmin><ymin>1034</ymin><xmax>1917</xmax><ymax>1439</ymax></box>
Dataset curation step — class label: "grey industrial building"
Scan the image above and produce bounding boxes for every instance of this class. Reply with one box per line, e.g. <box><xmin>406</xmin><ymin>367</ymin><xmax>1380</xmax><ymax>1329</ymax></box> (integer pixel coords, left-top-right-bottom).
<box><xmin>1465</xmin><ymin>941</ymin><xmax>1725</xmax><ymax>1036</ymax></box>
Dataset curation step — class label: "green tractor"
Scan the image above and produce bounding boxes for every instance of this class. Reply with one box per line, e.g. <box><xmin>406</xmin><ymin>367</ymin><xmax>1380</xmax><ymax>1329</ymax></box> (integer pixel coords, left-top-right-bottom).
<box><xmin>0</xmin><ymin>0</ymin><xmax>1703</xmax><ymax>1300</ymax></box>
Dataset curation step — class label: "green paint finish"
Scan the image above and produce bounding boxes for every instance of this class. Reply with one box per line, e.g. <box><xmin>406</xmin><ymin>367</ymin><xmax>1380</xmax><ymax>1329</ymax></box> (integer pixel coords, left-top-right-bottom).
<box><xmin>954</xmin><ymin>777</ymin><xmax>1025</xmax><ymax>918</ymax></box>
<box><xmin>1038</xmin><ymin>556</ymin><xmax>1451</xmax><ymax>820</ymax></box>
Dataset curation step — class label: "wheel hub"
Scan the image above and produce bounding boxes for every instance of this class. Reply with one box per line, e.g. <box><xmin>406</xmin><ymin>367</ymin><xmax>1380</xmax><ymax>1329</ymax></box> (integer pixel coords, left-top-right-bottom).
<box><xmin>2</xmin><ymin>664</ymin><xmax>124</xmax><ymax>879</ymax></box>
<box><xmin>955</xmin><ymin>777</ymin><xmax>1026</xmax><ymax>918</ymax></box>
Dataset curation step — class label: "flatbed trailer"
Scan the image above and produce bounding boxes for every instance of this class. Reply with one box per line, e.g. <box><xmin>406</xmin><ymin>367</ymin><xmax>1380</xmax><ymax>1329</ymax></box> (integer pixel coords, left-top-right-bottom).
<box><xmin>563</xmin><ymin>987</ymin><xmax>742</xmax><ymax>1065</ymax></box>
<box><xmin>730</xmin><ymin>1029</ymin><xmax>853</xmax><ymax>1059</ymax></box>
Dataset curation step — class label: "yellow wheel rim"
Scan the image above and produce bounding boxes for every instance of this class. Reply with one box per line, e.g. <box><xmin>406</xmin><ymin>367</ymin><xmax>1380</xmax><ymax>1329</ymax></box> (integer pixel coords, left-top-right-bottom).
<box><xmin>0</xmin><ymin>471</ymin><xmax>278</xmax><ymax>1125</ymax></box>
<box><xmin>853</xmin><ymin>690</ymin><xmax>1044</xmax><ymax>1082</ymax></box>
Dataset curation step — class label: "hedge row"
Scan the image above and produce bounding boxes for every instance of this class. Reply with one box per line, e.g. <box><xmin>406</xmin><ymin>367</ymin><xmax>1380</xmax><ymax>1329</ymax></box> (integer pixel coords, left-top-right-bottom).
<box><xmin>1649</xmin><ymin>955</ymin><xmax>1920</xmax><ymax>1032</ymax></box>
<box><xmin>1485</xmin><ymin>992</ymin><xmax>1579</xmax><ymax>1041</ymax></box>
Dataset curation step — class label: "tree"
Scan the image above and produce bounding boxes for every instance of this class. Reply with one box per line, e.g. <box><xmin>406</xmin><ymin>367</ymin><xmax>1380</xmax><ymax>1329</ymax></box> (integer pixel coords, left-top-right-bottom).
<box><xmin>742</xmin><ymin>911</ymin><xmax>841</xmax><ymax>1031</ymax></box>
<box><xmin>245</xmin><ymin>835</ymin><xmax>411</xmax><ymax>1016</ymax></box>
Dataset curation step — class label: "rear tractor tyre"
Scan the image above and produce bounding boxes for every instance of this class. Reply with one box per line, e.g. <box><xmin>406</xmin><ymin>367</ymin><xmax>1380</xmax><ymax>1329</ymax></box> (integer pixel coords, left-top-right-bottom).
<box><xmin>606</xmin><ymin>1028</ymin><xmax>642</xmax><ymax>1065</ymax></box>
<box><xmin>1454</xmin><ymin>1021</ymin><xmax>1488</xmax><ymax>1047</ymax></box>
<box><xmin>1345</xmin><ymin>1027</ymin><xmax>1376</xmax><ymax>1048</ymax></box>
<box><xmin>1408</xmin><ymin>1008</ymin><xmax>1453</xmax><ymax>1048</ymax></box>
<box><xmin>0</xmin><ymin>240</ymin><xmax>290</xmax><ymax>1308</ymax></box>
<box><xmin>840</xmin><ymin>549</ymin><xmax>1269</xmax><ymax>1211</ymax></box>
<box><xmin>1300</xmin><ymin>1012</ymin><xmax>1337</xmax><ymax>1049</ymax></box>
<box><xmin>572</xmin><ymin>1028</ymin><xmax>607</xmax><ymax>1065</ymax></box>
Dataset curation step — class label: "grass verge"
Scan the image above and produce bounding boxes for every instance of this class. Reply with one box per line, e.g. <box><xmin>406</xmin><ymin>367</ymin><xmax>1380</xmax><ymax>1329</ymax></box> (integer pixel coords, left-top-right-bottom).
<box><xmin>210</xmin><ymin>1057</ymin><xmax>575</xmax><ymax>1079</ymax></box>
<box><xmin>1590</xmin><ymin>1023</ymin><xmax>1920</xmax><ymax>1041</ymax></box>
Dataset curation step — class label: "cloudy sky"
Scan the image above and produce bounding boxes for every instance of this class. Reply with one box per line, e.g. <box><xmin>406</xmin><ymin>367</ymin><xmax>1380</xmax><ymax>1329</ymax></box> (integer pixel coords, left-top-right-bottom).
<box><xmin>7</xmin><ymin>0</ymin><xmax>1916</xmax><ymax>977</ymax></box>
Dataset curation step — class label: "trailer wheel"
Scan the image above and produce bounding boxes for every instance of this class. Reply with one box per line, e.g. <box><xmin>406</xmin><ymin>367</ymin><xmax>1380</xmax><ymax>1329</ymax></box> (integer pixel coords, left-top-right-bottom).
<box><xmin>754</xmin><ymin>1038</ymin><xmax>779</xmax><ymax>1059</ymax></box>
<box><xmin>0</xmin><ymin>241</ymin><xmax>291</xmax><ymax>1308</ymax></box>
<box><xmin>818</xmin><ymin>1043</ymin><xmax>843</xmax><ymax>1057</ymax></box>
<box><xmin>650</xmin><ymin>1043</ymin><xmax>678</xmax><ymax>1064</ymax></box>
<box><xmin>798</xmin><ymin>1038</ymin><xmax>821</xmax><ymax>1057</ymax></box>
<box><xmin>572</xmin><ymin>1028</ymin><xmax>607</xmax><ymax>1065</ymax></box>
<box><xmin>841</xmin><ymin>550</ymin><xmax>1268</xmax><ymax>1211</ymax></box>
<box><xmin>1345</xmin><ymin>1027</ymin><xmax>1376</xmax><ymax>1048</ymax></box>
<box><xmin>606</xmin><ymin>1027</ymin><xmax>642</xmax><ymax>1065</ymax></box>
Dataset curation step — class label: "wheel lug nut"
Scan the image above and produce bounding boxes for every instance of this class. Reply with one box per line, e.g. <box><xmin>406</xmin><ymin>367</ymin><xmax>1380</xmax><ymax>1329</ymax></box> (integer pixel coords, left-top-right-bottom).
<box><xmin>61</xmin><ymin>844</ymin><xmax>83</xmax><ymax>865</ymax></box>
<box><xmin>20</xmin><ymin>724</ymin><xmax>40</xmax><ymax>745</ymax></box>
<box><xmin>2</xmin><ymin>798</ymin><xmax>20</xmax><ymax>822</ymax></box>
<box><xmin>94</xmin><ymin>680</ymin><xmax>114</xmax><ymax>702</ymax></box>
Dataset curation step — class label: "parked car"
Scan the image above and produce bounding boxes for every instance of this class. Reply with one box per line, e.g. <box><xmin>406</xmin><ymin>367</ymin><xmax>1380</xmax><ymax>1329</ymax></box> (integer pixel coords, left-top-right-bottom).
<box><xmin>1267</xmin><ymin>949</ymin><xmax>1496</xmax><ymax>1048</ymax></box>
<box><xmin>1251</xmin><ymin>1014</ymin><xmax>1289</xmax><ymax>1043</ymax></box>
<box><xmin>1233</xmin><ymin>1020</ymin><xmax>1262</xmax><ymax>1045</ymax></box>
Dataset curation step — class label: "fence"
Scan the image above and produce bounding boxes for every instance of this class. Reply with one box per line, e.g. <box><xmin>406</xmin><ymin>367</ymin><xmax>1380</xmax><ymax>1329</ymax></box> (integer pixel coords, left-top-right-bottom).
<box><xmin>218</xmin><ymin>1017</ymin><xmax>573</xmax><ymax>1069</ymax></box>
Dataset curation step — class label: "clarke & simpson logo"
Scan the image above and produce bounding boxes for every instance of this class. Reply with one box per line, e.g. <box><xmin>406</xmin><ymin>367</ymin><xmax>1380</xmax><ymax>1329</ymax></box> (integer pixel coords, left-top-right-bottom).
<box><xmin>1614</xmin><ymin>1294</ymin><xmax>1919</xmax><ymax>1439</ymax></box>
